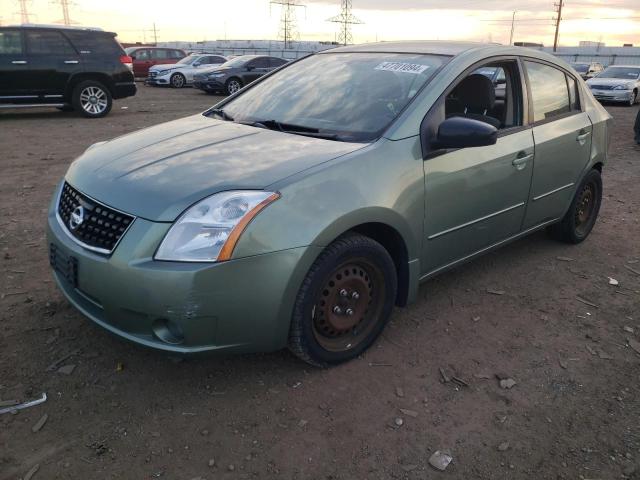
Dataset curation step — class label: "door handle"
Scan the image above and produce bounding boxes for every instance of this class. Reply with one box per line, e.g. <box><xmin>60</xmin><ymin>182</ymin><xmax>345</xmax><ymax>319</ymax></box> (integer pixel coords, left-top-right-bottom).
<box><xmin>64</xmin><ymin>60</ymin><xmax>79</xmax><ymax>64</ymax></box>
<box><xmin>512</xmin><ymin>153</ymin><xmax>533</xmax><ymax>171</ymax></box>
<box><xmin>11</xmin><ymin>60</ymin><xmax>27</xmax><ymax>64</ymax></box>
<box><xmin>576</xmin><ymin>131</ymin><xmax>591</xmax><ymax>145</ymax></box>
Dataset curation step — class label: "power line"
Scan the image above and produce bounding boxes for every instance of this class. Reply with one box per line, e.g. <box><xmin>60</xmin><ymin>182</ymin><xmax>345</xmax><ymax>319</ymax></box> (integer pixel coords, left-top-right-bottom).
<box><xmin>52</xmin><ymin>0</ymin><xmax>77</xmax><ymax>25</ymax></box>
<box><xmin>270</xmin><ymin>0</ymin><xmax>306</xmax><ymax>48</ymax></box>
<box><xmin>327</xmin><ymin>0</ymin><xmax>363</xmax><ymax>46</ymax></box>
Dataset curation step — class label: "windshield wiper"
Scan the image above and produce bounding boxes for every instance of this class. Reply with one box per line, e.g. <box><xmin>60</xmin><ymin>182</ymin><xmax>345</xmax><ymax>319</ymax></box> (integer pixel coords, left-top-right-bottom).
<box><xmin>209</xmin><ymin>108</ymin><xmax>234</xmax><ymax>122</ymax></box>
<box><xmin>245</xmin><ymin>119</ymin><xmax>340</xmax><ymax>140</ymax></box>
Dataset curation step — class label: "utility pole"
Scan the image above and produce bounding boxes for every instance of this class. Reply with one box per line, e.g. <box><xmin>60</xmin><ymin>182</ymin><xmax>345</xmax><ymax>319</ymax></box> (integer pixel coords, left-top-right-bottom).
<box><xmin>327</xmin><ymin>0</ymin><xmax>363</xmax><ymax>46</ymax></box>
<box><xmin>553</xmin><ymin>0</ymin><xmax>563</xmax><ymax>52</ymax></box>
<box><xmin>270</xmin><ymin>0</ymin><xmax>306</xmax><ymax>49</ymax></box>
<box><xmin>152</xmin><ymin>22</ymin><xmax>158</xmax><ymax>45</ymax></box>
<box><xmin>509</xmin><ymin>11</ymin><xmax>516</xmax><ymax>46</ymax></box>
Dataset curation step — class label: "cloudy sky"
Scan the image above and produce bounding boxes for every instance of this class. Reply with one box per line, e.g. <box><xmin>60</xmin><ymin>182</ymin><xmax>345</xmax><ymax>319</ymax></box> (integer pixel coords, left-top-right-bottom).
<box><xmin>2</xmin><ymin>0</ymin><xmax>638</xmax><ymax>46</ymax></box>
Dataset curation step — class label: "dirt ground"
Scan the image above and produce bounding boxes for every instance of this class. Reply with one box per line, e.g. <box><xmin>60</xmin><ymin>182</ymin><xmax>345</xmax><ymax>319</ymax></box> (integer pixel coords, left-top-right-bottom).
<box><xmin>1</xmin><ymin>85</ymin><xmax>639</xmax><ymax>480</ymax></box>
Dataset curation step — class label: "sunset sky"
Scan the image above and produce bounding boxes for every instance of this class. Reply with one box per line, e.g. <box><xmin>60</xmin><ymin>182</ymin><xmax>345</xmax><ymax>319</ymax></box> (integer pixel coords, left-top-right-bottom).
<box><xmin>2</xmin><ymin>0</ymin><xmax>638</xmax><ymax>47</ymax></box>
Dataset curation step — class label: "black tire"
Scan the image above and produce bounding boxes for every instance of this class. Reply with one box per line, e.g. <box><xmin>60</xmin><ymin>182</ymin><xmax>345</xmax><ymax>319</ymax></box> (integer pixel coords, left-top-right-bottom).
<box><xmin>288</xmin><ymin>234</ymin><xmax>397</xmax><ymax>367</ymax></box>
<box><xmin>170</xmin><ymin>72</ymin><xmax>186</xmax><ymax>88</ymax></box>
<box><xmin>71</xmin><ymin>80</ymin><xmax>112</xmax><ymax>118</ymax></box>
<box><xmin>225</xmin><ymin>78</ymin><xmax>243</xmax><ymax>96</ymax></box>
<box><xmin>629</xmin><ymin>90</ymin><xmax>638</xmax><ymax>106</ymax></box>
<box><xmin>549</xmin><ymin>168</ymin><xmax>602</xmax><ymax>244</ymax></box>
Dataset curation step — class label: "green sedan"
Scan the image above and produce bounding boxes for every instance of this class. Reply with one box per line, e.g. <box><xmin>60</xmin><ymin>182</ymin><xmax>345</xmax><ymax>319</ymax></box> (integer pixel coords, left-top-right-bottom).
<box><xmin>47</xmin><ymin>41</ymin><xmax>612</xmax><ymax>366</ymax></box>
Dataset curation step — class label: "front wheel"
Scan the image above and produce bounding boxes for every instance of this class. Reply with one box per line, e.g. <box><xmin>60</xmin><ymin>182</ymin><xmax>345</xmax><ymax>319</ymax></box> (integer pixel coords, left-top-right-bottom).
<box><xmin>288</xmin><ymin>234</ymin><xmax>397</xmax><ymax>367</ymax></box>
<box><xmin>170</xmin><ymin>73</ymin><xmax>186</xmax><ymax>88</ymax></box>
<box><xmin>629</xmin><ymin>90</ymin><xmax>638</xmax><ymax>106</ymax></box>
<box><xmin>72</xmin><ymin>80</ymin><xmax>112</xmax><ymax>118</ymax></box>
<box><xmin>225</xmin><ymin>78</ymin><xmax>242</xmax><ymax>96</ymax></box>
<box><xmin>549</xmin><ymin>168</ymin><xmax>602</xmax><ymax>244</ymax></box>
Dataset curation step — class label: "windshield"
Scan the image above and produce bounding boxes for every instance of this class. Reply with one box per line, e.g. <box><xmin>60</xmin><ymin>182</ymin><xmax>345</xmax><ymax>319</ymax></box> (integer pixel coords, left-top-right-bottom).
<box><xmin>177</xmin><ymin>56</ymin><xmax>198</xmax><ymax>65</ymax></box>
<box><xmin>222</xmin><ymin>56</ymin><xmax>253</xmax><ymax>68</ymax></box>
<box><xmin>571</xmin><ymin>64</ymin><xmax>589</xmax><ymax>73</ymax></box>
<box><xmin>215</xmin><ymin>52</ymin><xmax>449</xmax><ymax>142</ymax></box>
<box><xmin>598</xmin><ymin>67</ymin><xmax>640</xmax><ymax>79</ymax></box>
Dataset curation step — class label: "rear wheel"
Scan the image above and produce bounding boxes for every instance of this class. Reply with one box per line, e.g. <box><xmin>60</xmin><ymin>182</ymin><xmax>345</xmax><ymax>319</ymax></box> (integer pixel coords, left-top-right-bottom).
<box><xmin>549</xmin><ymin>168</ymin><xmax>602</xmax><ymax>244</ymax></box>
<box><xmin>170</xmin><ymin>72</ymin><xmax>186</xmax><ymax>88</ymax></box>
<box><xmin>288</xmin><ymin>234</ymin><xmax>397</xmax><ymax>367</ymax></box>
<box><xmin>72</xmin><ymin>80</ymin><xmax>112</xmax><ymax>118</ymax></box>
<box><xmin>225</xmin><ymin>78</ymin><xmax>242</xmax><ymax>96</ymax></box>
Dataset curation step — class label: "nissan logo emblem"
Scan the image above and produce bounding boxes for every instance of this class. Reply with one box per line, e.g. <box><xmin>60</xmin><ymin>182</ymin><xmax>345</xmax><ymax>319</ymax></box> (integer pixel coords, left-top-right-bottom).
<box><xmin>69</xmin><ymin>205</ymin><xmax>85</xmax><ymax>230</ymax></box>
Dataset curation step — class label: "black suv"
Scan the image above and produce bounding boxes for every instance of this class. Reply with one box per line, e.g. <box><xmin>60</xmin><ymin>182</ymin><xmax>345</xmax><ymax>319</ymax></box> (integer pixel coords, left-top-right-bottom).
<box><xmin>0</xmin><ymin>25</ymin><xmax>136</xmax><ymax>118</ymax></box>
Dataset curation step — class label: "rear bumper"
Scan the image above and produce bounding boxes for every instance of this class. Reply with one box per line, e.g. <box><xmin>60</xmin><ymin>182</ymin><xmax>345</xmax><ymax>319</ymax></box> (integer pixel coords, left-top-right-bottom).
<box><xmin>113</xmin><ymin>82</ymin><xmax>137</xmax><ymax>99</ymax></box>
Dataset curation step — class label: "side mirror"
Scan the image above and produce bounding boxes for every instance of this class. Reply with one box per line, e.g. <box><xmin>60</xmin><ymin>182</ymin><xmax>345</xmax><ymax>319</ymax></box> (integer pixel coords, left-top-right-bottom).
<box><xmin>193</xmin><ymin>62</ymin><xmax>201</xmax><ymax>67</ymax></box>
<box><xmin>435</xmin><ymin>117</ymin><xmax>498</xmax><ymax>149</ymax></box>
<box><xmin>246</xmin><ymin>65</ymin><xmax>254</xmax><ymax>71</ymax></box>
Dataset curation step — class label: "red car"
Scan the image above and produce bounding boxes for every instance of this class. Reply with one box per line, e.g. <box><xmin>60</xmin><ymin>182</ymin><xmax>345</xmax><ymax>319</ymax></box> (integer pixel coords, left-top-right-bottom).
<box><xmin>124</xmin><ymin>47</ymin><xmax>186</xmax><ymax>77</ymax></box>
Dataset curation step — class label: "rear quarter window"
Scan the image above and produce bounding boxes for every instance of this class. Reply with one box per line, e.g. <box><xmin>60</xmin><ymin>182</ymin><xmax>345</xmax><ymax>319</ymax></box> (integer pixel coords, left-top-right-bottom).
<box><xmin>64</xmin><ymin>31</ymin><xmax>124</xmax><ymax>55</ymax></box>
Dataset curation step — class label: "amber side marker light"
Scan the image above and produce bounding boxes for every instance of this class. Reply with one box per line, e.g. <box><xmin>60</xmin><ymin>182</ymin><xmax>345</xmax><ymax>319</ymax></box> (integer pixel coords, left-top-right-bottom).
<box><xmin>217</xmin><ymin>192</ymin><xmax>281</xmax><ymax>261</ymax></box>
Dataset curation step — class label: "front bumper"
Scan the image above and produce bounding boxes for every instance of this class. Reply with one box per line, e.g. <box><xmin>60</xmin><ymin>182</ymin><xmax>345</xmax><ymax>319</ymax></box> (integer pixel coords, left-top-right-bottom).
<box><xmin>590</xmin><ymin>89</ymin><xmax>634</xmax><ymax>103</ymax></box>
<box><xmin>193</xmin><ymin>79</ymin><xmax>224</xmax><ymax>91</ymax></box>
<box><xmin>46</xmin><ymin>184</ymin><xmax>319</xmax><ymax>355</ymax></box>
<box><xmin>146</xmin><ymin>76</ymin><xmax>170</xmax><ymax>86</ymax></box>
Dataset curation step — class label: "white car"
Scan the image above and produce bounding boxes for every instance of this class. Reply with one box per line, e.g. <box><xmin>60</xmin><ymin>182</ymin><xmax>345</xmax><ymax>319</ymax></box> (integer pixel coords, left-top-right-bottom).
<box><xmin>586</xmin><ymin>65</ymin><xmax>640</xmax><ymax>106</ymax></box>
<box><xmin>146</xmin><ymin>54</ymin><xmax>227</xmax><ymax>88</ymax></box>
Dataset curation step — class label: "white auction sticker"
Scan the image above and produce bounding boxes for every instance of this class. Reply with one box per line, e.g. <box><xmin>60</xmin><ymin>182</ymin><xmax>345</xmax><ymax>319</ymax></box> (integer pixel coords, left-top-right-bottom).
<box><xmin>375</xmin><ymin>62</ymin><xmax>430</xmax><ymax>74</ymax></box>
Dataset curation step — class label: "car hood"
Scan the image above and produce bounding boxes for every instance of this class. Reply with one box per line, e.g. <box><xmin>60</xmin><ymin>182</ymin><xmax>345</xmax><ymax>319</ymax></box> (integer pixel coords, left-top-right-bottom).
<box><xmin>198</xmin><ymin>65</ymin><xmax>232</xmax><ymax>75</ymax></box>
<box><xmin>65</xmin><ymin>114</ymin><xmax>364</xmax><ymax>221</ymax></box>
<box><xmin>149</xmin><ymin>64</ymin><xmax>180</xmax><ymax>73</ymax></box>
<box><xmin>587</xmin><ymin>78</ymin><xmax>637</xmax><ymax>86</ymax></box>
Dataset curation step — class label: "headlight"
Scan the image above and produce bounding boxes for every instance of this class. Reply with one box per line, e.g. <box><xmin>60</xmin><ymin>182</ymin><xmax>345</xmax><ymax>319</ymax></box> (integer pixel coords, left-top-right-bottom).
<box><xmin>208</xmin><ymin>73</ymin><xmax>225</xmax><ymax>79</ymax></box>
<box><xmin>158</xmin><ymin>69</ymin><xmax>175</xmax><ymax>76</ymax></box>
<box><xmin>155</xmin><ymin>191</ymin><xmax>280</xmax><ymax>262</ymax></box>
<box><xmin>613</xmin><ymin>84</ymin><xmax>631</xmax><ymax>90</ymax></box>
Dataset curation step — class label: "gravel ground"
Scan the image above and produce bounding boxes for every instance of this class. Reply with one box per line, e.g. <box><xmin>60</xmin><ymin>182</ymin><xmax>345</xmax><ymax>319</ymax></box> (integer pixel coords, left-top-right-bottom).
<box><xmin>1</xmin><ymin>85</ymin><xmax>639</xmax><ymax>480</ymax></box>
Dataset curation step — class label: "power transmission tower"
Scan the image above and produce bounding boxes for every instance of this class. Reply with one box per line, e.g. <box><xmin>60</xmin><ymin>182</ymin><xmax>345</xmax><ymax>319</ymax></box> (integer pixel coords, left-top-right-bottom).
<box><xmin>270</xmin><ymin>0</ymin><xmax>306</xmax><ymax>49</ymax></box>
<box><xmin>552</xmin><ymin>0</ymin><xmax>563</xmax><ymax>52</ymax></box>
<box><xmin>52</xmin><ymin>0</ymin><xmax>77</xmax><ymax>25</ymax></box>
<box><xmin>16</xmin><ymin>0</ymin><xmax>32</xmax><ymax>24</ymax></box>
<box><xmin>327</xmin><ymin>0</ymin><xmax>363</xmax><ymax>46</ymax></box>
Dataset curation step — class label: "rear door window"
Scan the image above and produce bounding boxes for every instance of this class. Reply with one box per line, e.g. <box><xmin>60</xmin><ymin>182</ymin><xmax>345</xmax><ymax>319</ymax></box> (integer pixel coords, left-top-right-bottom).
<box><xmin>269</xmin><ymin>57</ymin><xmax>287</xmax><ymax>68</ymax></box>
<box><xmin>64</xmin><ymin>31</ymin><xmax>123</xmax><ymax>55</ymax></box>
<box><xmin>566</xmin><ymin>74</ymin><xmax>579</xmax><ymax>111</ymax></box>
<box><xmin>170</xmin><ymin>49</ymin><xmax>184</xmax><ymax>59</ymax></box>
<box><xmin>249</xmin><ymin>57</ymin><xmax>269</xmax><ymax>69</ymax></box>
<box><xmin>152</xmin><ymin>49</ymin><xmax>169</xmax><ymax>59</ymax></box>
<box><xmin>524</xmin><ymin>60</ymin><xmax>571</xmax><ymax>122</ymax></box>
<box><xmin>0</xmin><ymin>30</ymin><xmax>23</xmax><ymax>54</ymax></box>
<box><xmin>26</xmin><ymin>30</ymin><xmax>76</xmax><ymax>56</ymax></box>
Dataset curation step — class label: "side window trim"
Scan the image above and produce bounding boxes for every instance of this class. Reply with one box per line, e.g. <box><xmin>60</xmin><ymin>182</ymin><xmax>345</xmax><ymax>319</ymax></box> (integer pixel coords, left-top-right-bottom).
<box><xmin>520</xmin><ymin>56</ymin><xmax>584</xmax><ymax>128</ymax></box>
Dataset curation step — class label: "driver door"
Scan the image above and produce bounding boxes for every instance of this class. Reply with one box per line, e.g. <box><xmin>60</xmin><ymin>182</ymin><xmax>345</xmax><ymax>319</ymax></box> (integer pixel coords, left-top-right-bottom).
<box><xmin>421</xmin><ymin>59</ymin><xmax>535</xmax><ymax>275</ymax></box>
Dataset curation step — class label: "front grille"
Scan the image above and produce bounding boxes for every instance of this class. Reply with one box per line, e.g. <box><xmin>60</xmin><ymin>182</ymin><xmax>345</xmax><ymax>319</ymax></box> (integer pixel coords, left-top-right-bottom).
<box><xmin>148</xmin><ymin>71</ymin><xmax>158</xmax><ymax>78</ymax></box>
<box><xmin>57</xmin><ymin>182</ymin><xmax>134</xmax><ymax>254</ymax></box>
<box><xmin>590</xmin><ymin>84</ymin><xmax>614</xmax><ymax>90</ymax></box>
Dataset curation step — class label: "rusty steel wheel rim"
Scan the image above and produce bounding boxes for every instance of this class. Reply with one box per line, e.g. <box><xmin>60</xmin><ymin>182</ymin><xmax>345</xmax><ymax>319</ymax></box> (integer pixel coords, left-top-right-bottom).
<box><xmin>311</xmin><ymin>259</ymin><xmax>385</xmax><ymax>352</ymax></box>
<box><xmin>575</xmin><ymin>182</ymin><xmax>596</xmax><ymax>235</ymax></box>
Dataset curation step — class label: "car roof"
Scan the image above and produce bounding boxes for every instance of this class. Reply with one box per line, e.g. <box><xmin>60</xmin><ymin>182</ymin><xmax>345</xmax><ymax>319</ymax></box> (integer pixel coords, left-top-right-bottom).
<box><xmin>323</xmin><ymin>40</ymin><xmax>496</xmax><ymax>56</ymax></box>
<box><xmin>7</xmin><ymin>23</ymin><xmax>114</xmax><ymax>35</ymax></box>
<box><xmin>603</xmin><ymin>64</ymin><xmax>640</xmax><ymax>68</ymax></box>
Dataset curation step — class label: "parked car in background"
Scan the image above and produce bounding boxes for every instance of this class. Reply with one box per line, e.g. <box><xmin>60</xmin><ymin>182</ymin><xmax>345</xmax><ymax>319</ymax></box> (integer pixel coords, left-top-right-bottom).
<box><xmin>586</xmin><ymin>65</ymin><xmax>640</xmax><ymax>105</ymax></box>
<box><xmin>193</xmin><ymin>55</ymin><xmax>287</xmax><ymax>95</ymax></box>
<box><xmin>570</xmin><ymin>62</ymin><xmax>604</xmax><ymax>80</ymax></box>
<box><xmin>0</xmin><ymin>24</ymin><xmax>135</xmax><ymax>117</ymax></box>
<box><xmin>147</xmin><ymin>53</ymin><xmax>227</xmax><ymax>88</ymax></box>
<box><xmin>124</xmin><ymin>46</ymin><xmax>186</xmax><ymax>77</ymax></box>
<box><xmin>48</xmin><ymin>42</ymin><xmax>611</xmax><ymax>366</ymax></box>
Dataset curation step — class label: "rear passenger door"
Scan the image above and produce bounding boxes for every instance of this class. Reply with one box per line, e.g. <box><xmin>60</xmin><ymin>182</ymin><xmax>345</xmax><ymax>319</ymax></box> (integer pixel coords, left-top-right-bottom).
<box><xmin>0</xmin><ymin>28</ymin><xmax>29</xmax><ymax>99</ymax></box>
<box><xmin>25</xmin><ymin>29</ymin><xmax>82</xmax><ymax>97</ymax></box>
<box><xmin>521</xmin><ymin>60</ymin><xmax>592</xmax><ymax>229</ymax></box>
